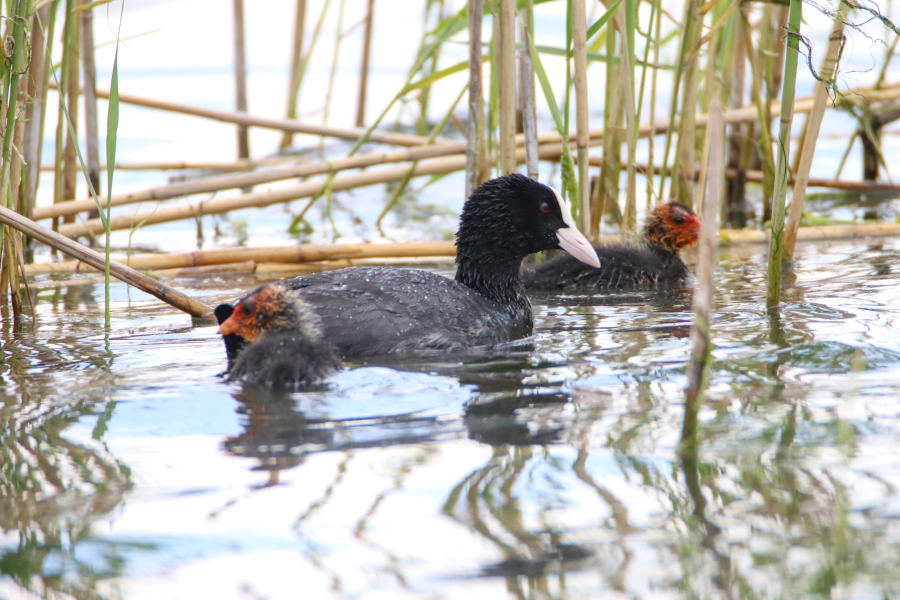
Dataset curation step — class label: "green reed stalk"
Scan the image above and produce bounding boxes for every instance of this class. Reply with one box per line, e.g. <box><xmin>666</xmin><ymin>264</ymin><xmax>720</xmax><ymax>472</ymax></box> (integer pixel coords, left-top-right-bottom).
<box><xmin>645</xmin><ymin>0</ymin><xmax>661</xmax><ymax>210</ymax></box>
<box><xmin>765</xmin><ymin>0</ymin><xmax>801</xmax><ymax>309</ymax></box>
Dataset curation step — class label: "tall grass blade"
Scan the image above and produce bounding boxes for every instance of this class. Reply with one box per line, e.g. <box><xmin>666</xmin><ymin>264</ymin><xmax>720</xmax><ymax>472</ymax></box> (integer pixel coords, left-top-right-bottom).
<box><xmin>105</xmin><ymin>5</ymin><xmax>123</xmax><ymax>328</ymax></box>
<box><xmin>765</xmin><ymin>0</ymin><xmax>801</xmax><ymax>309</ymax></box>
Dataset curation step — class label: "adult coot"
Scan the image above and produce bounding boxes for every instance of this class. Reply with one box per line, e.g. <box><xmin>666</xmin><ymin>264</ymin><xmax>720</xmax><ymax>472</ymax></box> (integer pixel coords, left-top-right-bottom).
<box><xmin>215</xmin><ymin>296</ymin><xmax>341</xmax><ymax>389</ymax></box>
<box><xmin>523</xmin><ymin>201</ymin><xmax>701</xmax><ymax>292</ymax></box>
<box><xmin>218</xmin><ymin>174</ymin><xmax>599</xmax><ymax>359</ymax></box>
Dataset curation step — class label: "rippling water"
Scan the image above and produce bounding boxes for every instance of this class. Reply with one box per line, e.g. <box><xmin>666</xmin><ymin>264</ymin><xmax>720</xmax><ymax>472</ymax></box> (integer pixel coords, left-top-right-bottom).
<box><xmin>2</xmin><ymin>237</ymin><xmax>900</xmax><ymax>599</ymax></box>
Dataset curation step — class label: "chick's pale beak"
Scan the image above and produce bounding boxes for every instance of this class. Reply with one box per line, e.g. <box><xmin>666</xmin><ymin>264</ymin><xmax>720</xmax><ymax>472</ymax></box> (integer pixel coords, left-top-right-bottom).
<box><xmin>557</xmin><ymin>226</ymin><xmax>600</xmax><ymax>268</ymax></box>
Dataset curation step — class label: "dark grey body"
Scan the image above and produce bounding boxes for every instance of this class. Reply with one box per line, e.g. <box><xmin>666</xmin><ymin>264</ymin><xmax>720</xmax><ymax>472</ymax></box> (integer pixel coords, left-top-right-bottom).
<box><xmin>523</xmin><ymin>243</ymin><xmax>691</xmax><ymax>292</ymax></box>
<box><xmin>280</xmin><ymin>266</ymin><xmax>532</xmax><ymax>359</ymax></box>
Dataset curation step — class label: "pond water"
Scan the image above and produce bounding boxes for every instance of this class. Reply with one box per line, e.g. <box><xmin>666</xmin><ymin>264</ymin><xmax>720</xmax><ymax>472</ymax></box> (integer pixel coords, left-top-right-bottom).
<box><xmin>2</xmin><ymin>235</ymin><xmax>900</xmax><ymax>599</ymax></box>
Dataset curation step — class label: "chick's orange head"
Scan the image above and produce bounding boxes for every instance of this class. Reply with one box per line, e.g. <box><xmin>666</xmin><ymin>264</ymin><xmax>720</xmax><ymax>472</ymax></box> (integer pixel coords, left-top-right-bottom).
<box><xmin>662</xmin><ymin>203</ymin><xmax>702</xmax><ymax>249</ymax></box>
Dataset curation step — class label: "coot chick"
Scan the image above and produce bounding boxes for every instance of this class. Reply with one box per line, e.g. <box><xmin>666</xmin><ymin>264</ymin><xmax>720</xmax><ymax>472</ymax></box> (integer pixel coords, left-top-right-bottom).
<box><xmin>522</xmin><ymin>201</ymin><xmax>701</xmax><ymax>292</ymax></box>
<box><xmin>215</xmin><ymin>291</ymin><xmax>341</xmax><ymax>389</ymax></box>
<box><xmin>219</xmin><ymin>174</ymin><xmax>599</xmax><ymax>358</ymax></box>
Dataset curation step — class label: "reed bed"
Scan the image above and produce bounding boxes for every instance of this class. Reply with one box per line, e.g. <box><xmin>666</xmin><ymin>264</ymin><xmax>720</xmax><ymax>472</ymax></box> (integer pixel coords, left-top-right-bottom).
<box><xmin>4</xmin><ymin>1</ymin><xmax>900</xmax><ymax>328</ymax></box>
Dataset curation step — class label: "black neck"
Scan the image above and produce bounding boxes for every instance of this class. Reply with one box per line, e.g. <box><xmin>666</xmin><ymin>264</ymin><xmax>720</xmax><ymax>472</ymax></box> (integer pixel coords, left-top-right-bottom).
<box><xmin>455</xmin><ymin>249</ymin><xmax>531</xmax><ymax>317</ymax></box>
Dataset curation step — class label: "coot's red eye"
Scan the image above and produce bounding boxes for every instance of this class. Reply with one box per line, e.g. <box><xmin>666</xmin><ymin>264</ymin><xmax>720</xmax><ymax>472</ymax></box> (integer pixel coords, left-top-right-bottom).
<box><xmin>540</xmin><ymin>202</ymin><xmax>549</xmax><ymax>213</ymax></box>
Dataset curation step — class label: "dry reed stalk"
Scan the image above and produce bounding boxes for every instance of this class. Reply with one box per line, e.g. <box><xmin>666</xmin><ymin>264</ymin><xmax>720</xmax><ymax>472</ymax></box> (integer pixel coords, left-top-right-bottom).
<box><xmin>232</xmin><ymin>0</ymin><xmax>250</xmax><ymax>159</ymax></box>
<box><xmin>81</xmin><ymin>1</ymin><xmax>101</xmax><ymax>199</ymax></box>
<box><xmin>572</xmin><ymin>0</ymin><xmax>589</xmax><ymax>233</ymax></box>
<box><xmin>355</xmin><ymin>0</ymin><xmax>375</xmax><ymax>127</ymax></box>
<box><xmin>498</xmin><ymin>0</ymin><xmax>517</xmax><ymax>174</ymax></box>
<box><xmin>784</xmin><ymin>7</ymin><xmax>847</xmax><ymax>261</ymax></box>
<box><xmin>682</xmin><ymin>98</ymin><xmax>724</xmax><ymax>450</ymax></box>
<box><xmin>519</xmin><ymin>1</ymin><xmax>539</xmax><ymax>180</ymax></box>
<box><xmin>52</xmin><ymin>84</ymin><xmax>448</xmax><ymax>147</ymax></box>
<box><xmin>466</xmin><ymin>0</ymin><xmax>485</xmax><ymax>197</ymax></box>
<box><xmin>24</xmin><ymin>4</ymin><xmax>52</xmax><ymax>219</ymax></box>
<box><xmin>0</xmin><ymin>204</ymin><xmax>212</xmax><ymax>317</ymax></box>
<box><xmin>62</xmin><ymin>0</ymin><xmax>82</xmax><ymax>224</ymax></box>
<box><xmin>26</xmin><ymin>261</ymin><xmax>260</xmax><ymax>289</ymax></box>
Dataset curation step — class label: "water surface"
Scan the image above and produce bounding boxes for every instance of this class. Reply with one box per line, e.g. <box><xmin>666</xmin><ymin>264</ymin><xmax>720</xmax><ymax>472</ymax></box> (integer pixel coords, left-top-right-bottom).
<box><xmin>2</xmin><ymin>237</ymin><xmax>900</xmax><ymax>598</ymax></box>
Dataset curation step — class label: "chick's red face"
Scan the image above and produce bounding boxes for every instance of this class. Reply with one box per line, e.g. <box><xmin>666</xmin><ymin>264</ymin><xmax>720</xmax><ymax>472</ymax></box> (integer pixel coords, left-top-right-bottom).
<box><xmin>664</xmin><ymin>204</ymin><xmax>702</xmax><ymax>249</ymax></box>
<box><xmin>219</xmin><ymin>291</ymin><xmax>264</xmax><ymax>341</ymax></box>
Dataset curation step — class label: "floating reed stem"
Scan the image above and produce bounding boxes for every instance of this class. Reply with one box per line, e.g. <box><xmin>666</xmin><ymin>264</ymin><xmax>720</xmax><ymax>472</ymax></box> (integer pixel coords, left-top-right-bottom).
<box><xmin>498</xmin><ymin>0</ymin><xmax>517</xmax><ymax>175</ymax></box>
<box><xmin>572</xmin><ymin>0</ymin><xmax>589</xmax><ymax>233</ymax></box>
<box><xmin>682</xmin><ymin>98</ymin><xmax>724</xmax><ymax>451</ymax></box>
<box><xmin>232</xmin><ymin>0</ymin><xmax>250</xmax><ymax>159</ymax></box>
<box><xmin>355</xmin><ymin>0</ymin><xmax>375</xmax><ymax>127</ymax></box>
<box><xmin>0</xmin><ymin>205</ymin><xmax>212</xmax><ymax>317</ymax></box>
<box><xmin>784</xmin><ymin>6</ymin><xmax>847</xmax><ymax>261</ymax></box>
<box><xmin>766</xmin><ymin>0</ymin><xmax>802</xmax><ymax>309</ymax></box>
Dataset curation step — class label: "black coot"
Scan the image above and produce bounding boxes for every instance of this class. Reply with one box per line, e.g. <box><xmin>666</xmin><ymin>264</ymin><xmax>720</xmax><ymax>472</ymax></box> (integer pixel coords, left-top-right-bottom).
<box><xmin>218</xmin><ymin>174</ymin><xmax>599</xmax><ymax>359</ymax></box>
<box><xmin>523</xmin><ymin>201</ymin><xmax>701</xmax><ymax>292</ymax></box>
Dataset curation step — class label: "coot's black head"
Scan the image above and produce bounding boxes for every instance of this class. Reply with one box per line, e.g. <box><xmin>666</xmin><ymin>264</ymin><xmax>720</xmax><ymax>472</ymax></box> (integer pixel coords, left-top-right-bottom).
<box><xmin>456</xmin><ymin>174</ymin><xmax>599</xmax><ymax>267</ymax></box>
<box><xmin>644</xmin><ymin>201</ymin><xmax>702</xmax><ymax>253</ymax></box>
<box><xmin>215</xmin><ymin>303</ymin><xmax>246</xmax><ymax>366</ymax></box>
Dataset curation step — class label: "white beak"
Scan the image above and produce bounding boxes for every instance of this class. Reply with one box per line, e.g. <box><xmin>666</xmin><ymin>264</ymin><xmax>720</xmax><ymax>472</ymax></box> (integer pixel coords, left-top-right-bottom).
<box><xmin>551</xmin><ymin>188</ymin><xmax>600</xmax><ymax>268</ymax></box>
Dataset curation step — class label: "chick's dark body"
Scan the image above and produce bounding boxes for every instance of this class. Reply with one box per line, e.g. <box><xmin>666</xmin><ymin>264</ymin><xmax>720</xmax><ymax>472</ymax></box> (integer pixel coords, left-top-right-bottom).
<box><xmin>524</xmin><ymin>243</ymin><xmax>690</xmax><ymax>292</ymax></box>
<box><xmin>280</xmin><ymin>266</ymin><xmax>531</xmax><ymax>359</ymax></box>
